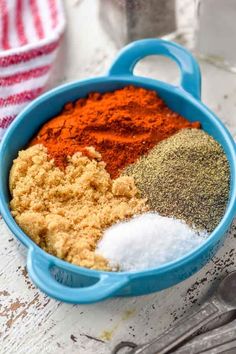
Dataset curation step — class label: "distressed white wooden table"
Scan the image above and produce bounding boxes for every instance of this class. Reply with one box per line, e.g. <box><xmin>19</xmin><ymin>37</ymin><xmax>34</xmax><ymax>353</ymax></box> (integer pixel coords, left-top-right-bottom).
<box><xmin>0</xmin><ymin>1</ymin><xmax>236</xmax><ymax>353</ymax></box>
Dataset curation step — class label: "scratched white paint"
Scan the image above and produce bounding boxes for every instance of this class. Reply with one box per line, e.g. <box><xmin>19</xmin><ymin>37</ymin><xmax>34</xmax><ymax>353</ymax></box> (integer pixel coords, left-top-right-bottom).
<box><xmin>0</xmin><ymin>1</ymin><xmax>236</xmax><ymax>353</ymax></box>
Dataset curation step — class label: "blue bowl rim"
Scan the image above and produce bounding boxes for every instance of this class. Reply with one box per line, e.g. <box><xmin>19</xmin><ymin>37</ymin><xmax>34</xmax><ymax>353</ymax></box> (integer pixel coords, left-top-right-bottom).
<box><xmin>0</xmin><ymin>74</ymin><xmax>236</xmax><ymax>280</ymax></box>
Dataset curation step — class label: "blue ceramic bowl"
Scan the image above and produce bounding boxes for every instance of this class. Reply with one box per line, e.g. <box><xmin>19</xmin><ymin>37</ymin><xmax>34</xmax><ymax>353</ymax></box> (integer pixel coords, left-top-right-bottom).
<box><xmin>0</xmin><ymin>39</ymin><xmax>236</xmax><ymax>304</ymax></box>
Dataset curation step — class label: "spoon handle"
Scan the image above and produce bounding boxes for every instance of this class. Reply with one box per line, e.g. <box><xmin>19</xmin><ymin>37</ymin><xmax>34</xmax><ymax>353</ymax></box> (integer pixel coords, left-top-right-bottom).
<box><xmin>173</xmin><ymin>319</ymin><xmax>236</xmax><ymax>354</ymax></box>
<box><xmin>132</xmin><ymin>298</ymin><xmax>224</xmax><ymax>354</ymax></box>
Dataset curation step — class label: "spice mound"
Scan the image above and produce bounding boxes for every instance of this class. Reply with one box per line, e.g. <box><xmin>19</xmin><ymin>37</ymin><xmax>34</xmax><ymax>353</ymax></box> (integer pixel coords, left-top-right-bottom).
<box><xmin>9</xmin><ymin>145</ymin><xmax>147</xmax><ymax>270</ymax></box>
<box><xmin>30</xmin><ymin>85</ymin><xmax>200</xmax><ymax>178</ymax></box>
<box><xmin>125</xmin><ymin>128</ymin><xmax>230</xmax><ymax>232</ymax></box>
<box><xmin>96</xmin><ymin>213</ymin><xmax>208</xmax><ymax>271</ymax></box>
<box><xmin>8</xmin><ymin>84</ymin><xmax>231</xmax><ymax>273</ymax></box>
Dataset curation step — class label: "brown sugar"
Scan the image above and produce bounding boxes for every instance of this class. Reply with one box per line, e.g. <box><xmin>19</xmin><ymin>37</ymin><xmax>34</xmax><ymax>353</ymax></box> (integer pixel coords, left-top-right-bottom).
<box><xmin>9</xmin><ymin>145</ymin><xmax>147</xmax><ymax>270</ymax></box>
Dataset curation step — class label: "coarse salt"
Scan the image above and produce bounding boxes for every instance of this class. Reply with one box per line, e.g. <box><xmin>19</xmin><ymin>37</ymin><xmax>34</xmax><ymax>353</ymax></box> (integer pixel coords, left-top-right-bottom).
<box><xmin>96</xmin><ymin>213</ymin><xmax>208</xmax><ymax>271</ymax></box>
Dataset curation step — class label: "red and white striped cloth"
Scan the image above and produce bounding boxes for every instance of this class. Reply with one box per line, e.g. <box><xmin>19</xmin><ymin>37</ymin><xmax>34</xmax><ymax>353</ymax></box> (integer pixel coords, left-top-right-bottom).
<box><xmin>0</xmin><ymin>0</ymin><xmax>65</xmax><ymax>139</ymax></box>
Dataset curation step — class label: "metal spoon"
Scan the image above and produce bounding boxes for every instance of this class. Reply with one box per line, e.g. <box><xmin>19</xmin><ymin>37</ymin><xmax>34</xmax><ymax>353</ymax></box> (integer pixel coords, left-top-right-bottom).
<box><xmin>173</xmin><ymin>319</ymin><xmax>236</xmax><ymax>353</ymax></box>
<box><xmin>112</xmin><ymin>271</ymin><xmax>236</xmax><ymax>354</ymax></box>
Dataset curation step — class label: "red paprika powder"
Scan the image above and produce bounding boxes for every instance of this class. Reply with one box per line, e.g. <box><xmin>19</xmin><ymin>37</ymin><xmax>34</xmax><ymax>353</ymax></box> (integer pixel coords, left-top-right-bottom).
<box><xmin>30</xmin><ymin>86</ymin><xmax>200</xmax><ymax>178</ymax></box>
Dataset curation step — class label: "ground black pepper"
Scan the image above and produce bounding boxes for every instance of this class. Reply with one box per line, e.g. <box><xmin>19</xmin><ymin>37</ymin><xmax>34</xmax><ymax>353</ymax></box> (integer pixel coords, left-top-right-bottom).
<box><xmin>125</xmin><ymin>128</ymin><xmax>230</xmax><ymax>232</ymax></box>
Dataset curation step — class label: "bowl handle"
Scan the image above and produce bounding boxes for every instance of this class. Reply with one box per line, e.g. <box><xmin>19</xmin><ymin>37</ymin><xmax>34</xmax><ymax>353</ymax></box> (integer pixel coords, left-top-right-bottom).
<box><xmin>108</xmin><ymin>39</ymin><xmax>201</xmax><ymax>100</ymax></box>
<box><xmin>27</xmin><ymin>248</ymin><xmax>129</xmax><ymax>304</ymax></box>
